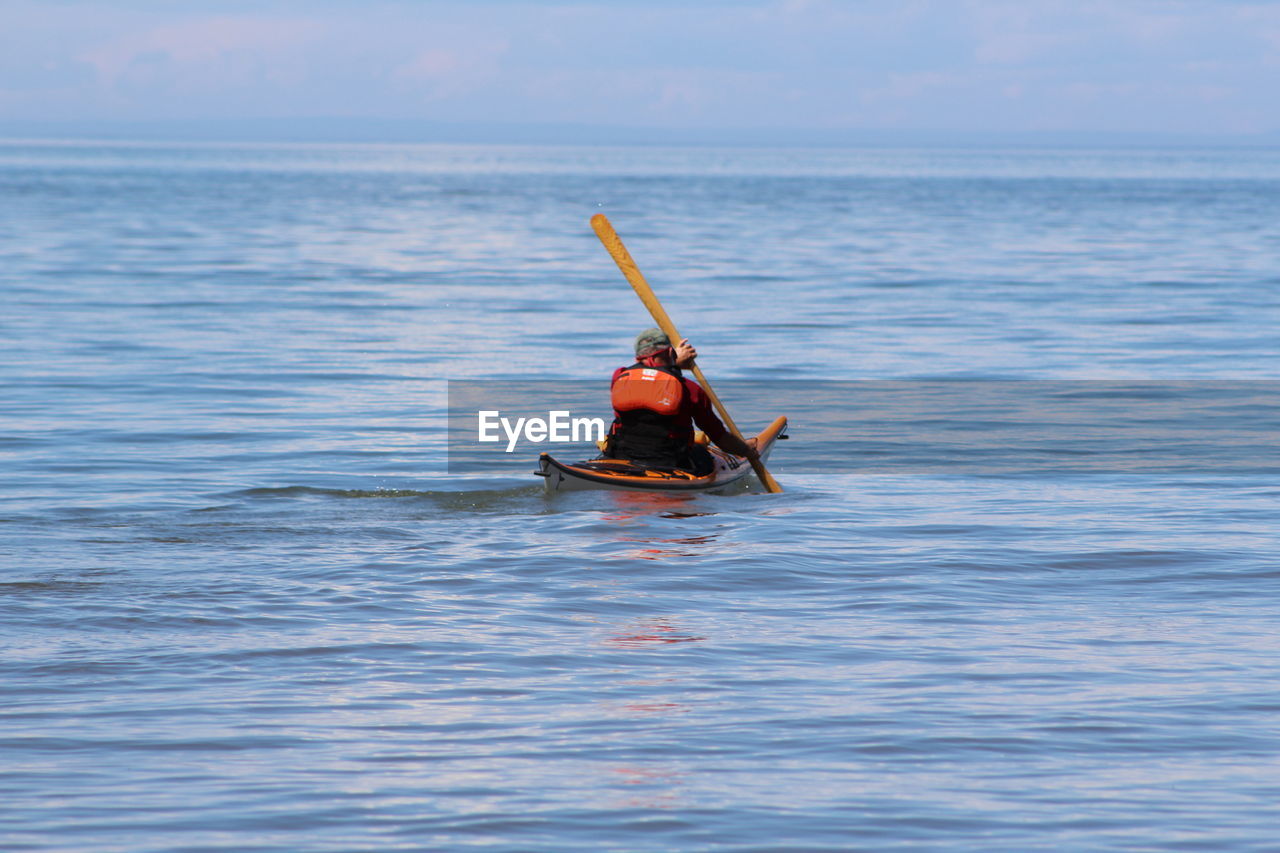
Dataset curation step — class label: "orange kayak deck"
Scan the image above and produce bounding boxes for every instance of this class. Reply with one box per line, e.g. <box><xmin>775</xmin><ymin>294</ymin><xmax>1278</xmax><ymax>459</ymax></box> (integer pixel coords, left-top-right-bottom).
<box><xmin>537</xmin><ymin>416</ymin><xmax>787</xmax><ymax>493</ymax></box>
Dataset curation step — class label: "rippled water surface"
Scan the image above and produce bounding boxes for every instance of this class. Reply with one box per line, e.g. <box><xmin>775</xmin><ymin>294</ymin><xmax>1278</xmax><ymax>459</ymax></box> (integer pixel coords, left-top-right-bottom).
<box><xmin>3</xmin><ymin>140</ymin><xmax>1279</xmax><ymax>851</ymax></box>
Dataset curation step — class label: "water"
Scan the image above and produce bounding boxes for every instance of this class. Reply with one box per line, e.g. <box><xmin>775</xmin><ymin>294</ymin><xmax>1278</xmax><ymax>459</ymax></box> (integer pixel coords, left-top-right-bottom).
<box><xmin>2</xmin><ymin>139</ymin><xmax>1279</xmax><ymax>851</ymax></box>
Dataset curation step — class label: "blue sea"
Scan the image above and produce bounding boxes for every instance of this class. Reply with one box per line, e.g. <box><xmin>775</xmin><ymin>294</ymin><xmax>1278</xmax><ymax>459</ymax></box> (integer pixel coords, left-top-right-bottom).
<box><xmin>2</xmin><ymin>139</ymin><xmax>1279</xmax><ymax>851</ymax></box>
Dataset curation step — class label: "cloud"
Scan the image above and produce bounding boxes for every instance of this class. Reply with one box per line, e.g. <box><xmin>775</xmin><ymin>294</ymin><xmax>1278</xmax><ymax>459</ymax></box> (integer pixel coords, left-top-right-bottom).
<box><xmin>392</xmin><ymin>40</ymin><xmax>509</xmax><ymax>101</ymax></box>
<box><xmin>55</xmin><ymin>14</ymin><xmax>326</xmax><ymax>114</ymax></box>
<box><xmin>83</xmin><ymin>15</ymin><xmax>323</xmax><ymax>81</ymax></box>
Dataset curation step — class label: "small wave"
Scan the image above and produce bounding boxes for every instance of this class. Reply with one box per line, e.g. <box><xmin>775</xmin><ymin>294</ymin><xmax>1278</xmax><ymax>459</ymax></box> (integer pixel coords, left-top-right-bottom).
<box><xmin>226</xmin><ymin>482</ymin><xmax>542</xmax><ymax>504</ymax></box>
<box><xmin>237</xmin><ymin>486</ymin><xmax>436</xmax><ymax>499</ymax></box>
<box><xmin>0</xmin><ymin>579</ymin><xmax>103</xmax><ymax>596</ymax></box>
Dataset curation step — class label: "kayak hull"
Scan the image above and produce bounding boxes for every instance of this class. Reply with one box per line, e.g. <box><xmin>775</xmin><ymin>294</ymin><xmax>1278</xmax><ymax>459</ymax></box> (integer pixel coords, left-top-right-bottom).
<box><xmin>537</xmin><ymin>416</ymin><xmax>787</xmax><ymax>493</ymax></box>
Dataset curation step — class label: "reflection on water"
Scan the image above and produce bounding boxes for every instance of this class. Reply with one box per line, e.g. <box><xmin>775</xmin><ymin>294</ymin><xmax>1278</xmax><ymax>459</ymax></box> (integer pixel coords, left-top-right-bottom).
<box><xmin>606</xmin><ymin>765</ymin><xmax>686</xmax><ymax>810</ymax></box>
<box><xmin>595</xmin><ymin>491</ymin><xmax>725</xmax><ymax>560</ymax></box>
<box><xmin>606</xmin><ymin>620</ymin><xmax>706</xmax><ymax>648</ymax></box>
<box><xmin>615</xmin><ymin>535</ymin><xmax>719</xmax><ymax>562</ymax></box>
<box><xmin>600</xmin><ymin>491</ymin><xmax>707</xmax><ymax>518</ymax></box>
<box><xmin>596</xmin><ymin>618</ymin><xmax>699</xmax><ymax>812</ymax></box>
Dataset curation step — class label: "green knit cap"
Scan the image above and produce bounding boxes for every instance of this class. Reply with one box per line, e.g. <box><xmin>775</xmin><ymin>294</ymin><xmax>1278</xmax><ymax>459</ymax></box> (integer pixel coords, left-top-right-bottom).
<box><xmin>634</xmin><ymin>328</ymin><xmax>670</xmax><ymax>358</ymax></box>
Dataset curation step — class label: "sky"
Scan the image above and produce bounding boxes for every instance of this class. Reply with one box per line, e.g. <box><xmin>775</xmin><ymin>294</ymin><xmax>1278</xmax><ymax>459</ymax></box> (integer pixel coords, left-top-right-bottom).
<box><xmin>2</xmin><ymin>0</ymin><xmax>1278</xmax><ymax>142</ymax></box>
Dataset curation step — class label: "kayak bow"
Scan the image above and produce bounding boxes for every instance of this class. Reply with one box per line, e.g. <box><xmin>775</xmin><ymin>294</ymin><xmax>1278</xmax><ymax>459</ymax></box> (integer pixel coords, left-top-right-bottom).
<box><xmin>536</xmin><ymin>416</ymin><xmax>787</xmax><ymax>493</ymax></box>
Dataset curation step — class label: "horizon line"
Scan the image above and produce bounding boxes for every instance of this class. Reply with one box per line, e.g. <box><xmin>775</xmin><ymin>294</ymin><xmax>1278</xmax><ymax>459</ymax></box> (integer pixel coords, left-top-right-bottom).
<box><xmin>2</xmin><ymin>118</ymin><xmax>1277</xmax><ymax>149</ymax></box>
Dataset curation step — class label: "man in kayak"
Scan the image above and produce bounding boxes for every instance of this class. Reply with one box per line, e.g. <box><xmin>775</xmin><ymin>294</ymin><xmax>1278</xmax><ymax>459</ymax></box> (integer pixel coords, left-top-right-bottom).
<box><xmin>606</xmin><ymin>328</ymin><xmax>759</xmax><ymax>474</ymax></box>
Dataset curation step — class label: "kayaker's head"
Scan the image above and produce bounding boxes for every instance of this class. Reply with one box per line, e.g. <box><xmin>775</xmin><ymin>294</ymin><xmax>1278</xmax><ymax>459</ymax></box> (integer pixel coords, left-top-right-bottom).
<box><xmin>634</xmin><ymin>328</ymin><xmax>675</xmax><ymax>367</ymax></box>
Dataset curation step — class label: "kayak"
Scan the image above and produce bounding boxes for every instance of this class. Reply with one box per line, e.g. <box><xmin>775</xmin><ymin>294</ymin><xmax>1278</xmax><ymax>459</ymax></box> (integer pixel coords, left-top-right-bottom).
<box><xmin>536</xmin><ymin>416</ymin><xmax>787</xmax><ymax>493</ymax></box>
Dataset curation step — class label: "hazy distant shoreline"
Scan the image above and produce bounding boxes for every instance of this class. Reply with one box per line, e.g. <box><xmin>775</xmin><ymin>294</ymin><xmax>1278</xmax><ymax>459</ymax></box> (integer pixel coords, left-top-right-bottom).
<box><xmin>3</xmin><ymin>118</ymin><xmax>1275</xmax><ymax>149</ymax></box>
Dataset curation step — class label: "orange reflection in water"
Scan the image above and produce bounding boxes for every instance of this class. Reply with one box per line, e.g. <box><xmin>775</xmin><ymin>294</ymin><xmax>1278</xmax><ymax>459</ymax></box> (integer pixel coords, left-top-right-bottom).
<box><xmin>606</xmin><ymin>619</ymin><xmax>705</xmax><ymax>648</ymax></box>
<box><xmin>615</xmin><ymin>534</ymin><xmax>716</xmax><ymax>561</ymax></box>
<box><xmin>620</xmin><ymin>701</ymin><xmax>687</xmax><ymax>715</ymax></box>
<box><xmin>599</xmin><ymin>490</ymin><xmax>718</xmax><ymax>522</ymax></box>
<box><xmin>596</xmin><ymin>490</ymin><xmax>724</xmax><ymax>560</ymax></box>
<box><xmin>593</xmin><ymin>618</ymin><xmax>700</xmax><ymax>809</ymax></box>
<box><xmin>612</xmin><ymin>766</ymin><xmax>683</xmax><ymax>784</ymax></box>
<box><xmin>587</xmin><ymin>497</ymin><xmax>716</xmax><ymax>811</ymax></box>
<box><xmin>606</xmin><ymin>765</ymin><xmax>685</xmax><ymax>809</ymax></box>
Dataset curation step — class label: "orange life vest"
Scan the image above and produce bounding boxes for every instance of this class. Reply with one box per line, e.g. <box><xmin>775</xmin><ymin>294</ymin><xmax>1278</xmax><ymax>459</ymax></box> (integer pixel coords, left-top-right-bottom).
<box><xmin>611</xmin><ymin>366</ymin><xmax>685</xmax><ymax>416</ymax></box>
<box><xmin>608</xmin><ymin>364</ymin><xmax>692</xmax><ymax>466</ymax></box>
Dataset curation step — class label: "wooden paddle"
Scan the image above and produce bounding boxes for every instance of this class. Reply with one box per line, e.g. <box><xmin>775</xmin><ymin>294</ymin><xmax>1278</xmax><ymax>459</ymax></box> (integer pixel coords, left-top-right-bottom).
<box><xmin>590</xmin><ymin>213</ymin><xmax>783</xmax><ymax>493</ymax></box>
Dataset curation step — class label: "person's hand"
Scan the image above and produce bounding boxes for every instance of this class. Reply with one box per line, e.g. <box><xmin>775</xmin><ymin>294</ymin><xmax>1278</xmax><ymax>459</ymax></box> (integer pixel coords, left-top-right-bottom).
<box><xmin>674</xmin><ymin>338</ymin><xmax>697</xmax><ymax>368</ymax></box>
<box><xmin>743</xmin><ymin>437</ymin><xmax>760</xmax><ymax>459</ymax></box>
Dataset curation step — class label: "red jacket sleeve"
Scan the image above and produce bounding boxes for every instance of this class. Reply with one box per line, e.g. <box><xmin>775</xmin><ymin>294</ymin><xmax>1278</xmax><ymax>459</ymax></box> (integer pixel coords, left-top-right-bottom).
<box><xmin>682</xmin><ymin>379</ymin><xmax>730</xmax><ymax>444</ymax></box>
